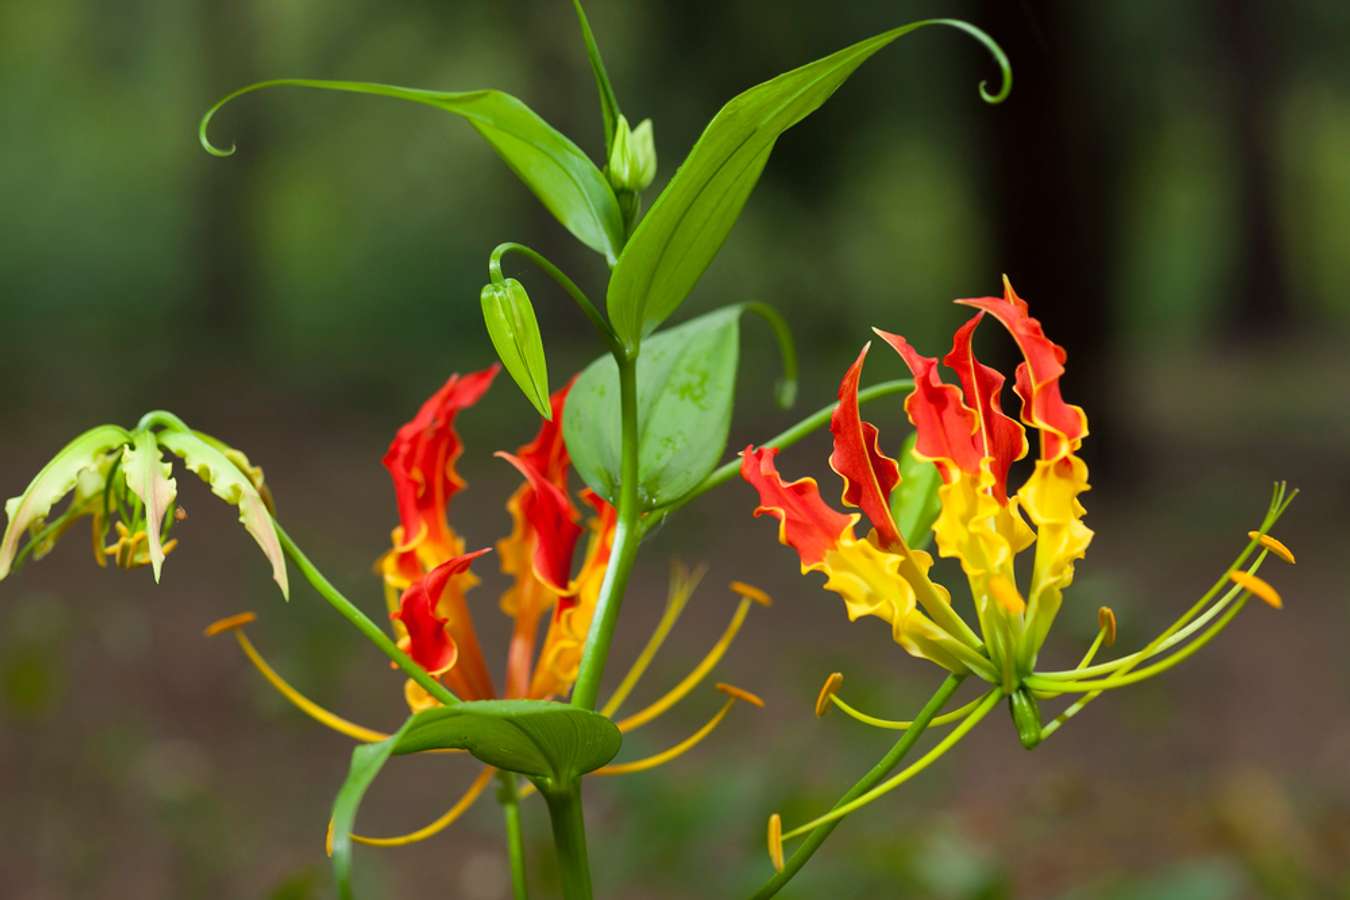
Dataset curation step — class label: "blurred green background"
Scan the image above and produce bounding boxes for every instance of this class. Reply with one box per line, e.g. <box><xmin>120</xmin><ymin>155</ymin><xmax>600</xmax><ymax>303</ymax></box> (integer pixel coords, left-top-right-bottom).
<box><xmin>2</xmin><ymin>1</ymin><xmax>1347</xmax><ymax>897</ymax></box>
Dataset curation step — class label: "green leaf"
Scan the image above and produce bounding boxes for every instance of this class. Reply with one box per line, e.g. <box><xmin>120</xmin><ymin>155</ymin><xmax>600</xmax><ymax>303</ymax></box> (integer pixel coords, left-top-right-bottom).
<box><xmin>570</xmin><ymin>0</ymin><xmax>623</xmax><ymax>155</ymax></box>
<box><xmin>121</xmin><ymin>430</ymin><xmax>178</xmax><ymax>582</ymax></box>
<box><xmin>891</xmin><ymin>432</ymin><xmax>942</xmax><ymax>550</ymax></box>
<box><xmin>329</xmin><ymin>700</ymin><xmax>620</xmax><ymax>900</ymax></box>
<box><xmin>200</xmin><ymin>80</ymin><xmax>625</xmax><ymax>262</ymax></box>
<box><xmin>565</xmin><ymin>304</ymin><xmax>795</xmax><ymax>509</ymax></box>
<box><xmin>0</xmin><ymin>425</ymin><xmax>130</xmax><ymax>580</ymax></box>
<box><xmin>157</xmin><ymin>430</ymin><xmax>289</xmax><ymax>599</ymax></box>
<box><xmin>481</xmin><ymin>278</ymin><xmax>552</xmax><ymax>419</ymax></box>
<box><xmin>606</xmin><ymin>19</ymin><xmax>1010</xmax><ymax>344</ymax></box>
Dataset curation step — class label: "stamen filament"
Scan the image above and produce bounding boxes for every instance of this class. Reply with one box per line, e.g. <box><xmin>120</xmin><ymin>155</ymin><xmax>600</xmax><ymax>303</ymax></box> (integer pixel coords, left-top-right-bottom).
<box><xmin>346</xmin><ymin>767</ymin><xmax>495</xmax><ymax>848</ymax></box>
<box><xmin>1034</xmin><ymin>547</ymin><xmax>1273</xmax><ymax>681</ymax></box>
<box><xmin>828</xmin><ymin>693</ymin><xmax>989</xmax><ymax>731</ymax></box>
<box><xmin>1026</xmin><ymin>593</ymin><xmax>1251</xmax><ymax>694</ymax></box>
<box><xmin>600</xmin><ymin>563</ymin><xmax>706</xmax><ymax>718</ymax></box>
<box><xmin>597</xmin><ymin>684</ymin><xmax>761</xmax><ymax>776</ymax></box>
<box><xmin>781</xmin><ymin>688</ymin><xmax>1001</xmax><ymax>841</ymax></box>
<box><xmin>205</xmin><ymin>612</ymin><xmax>389</xmax><ymax>743</ymax></box>
<box><xmin>614</xmin><ymin>593</ymin><xmax>759</xmax><ymax>733</ymax></box>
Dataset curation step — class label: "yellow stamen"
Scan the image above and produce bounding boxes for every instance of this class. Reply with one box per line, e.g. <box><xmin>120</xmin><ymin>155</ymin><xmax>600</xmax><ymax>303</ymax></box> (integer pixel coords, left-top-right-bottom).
<box><xmin>597</xmin><ymin>684</ymin><xmax>762</xmax><ymax>776</ymax></box>
<box><xmin>205</xmin><ymin>613</ymin><xmax>390</xmax><ymax>743</ymax></box>
<box><xmin>204</xmin><ymin>611</ymin><xmax>258</xmax><ymax>636</ymax></box>
<box><xmin>989</xmin><ymin>576</ymin><xmax>1026</xmax><ymax>615</ymax></box>
<box><xmin>729</xmin><ymin>580</ymin><xmax>773</xmax><ymax>607</ymax></box>
<box><xmin>815</xmin><ymin>672</ymin><xmax>844</xmax><ymax>718</ymax></box>
<box><xmin>614</xmin><ymin>592</ymin><xmax>761</xmax><ymax>733</ymax></box>
<box><xmin>1098</xmin><ymin>606</ymin><xmax>1117</xmax><ymax>647</ymax></box>
<box><xmin>1247</xmin><ymin>531</ymin><xmax>1295</xmax><ymax>565</ymax></box>
<box><xmin>341</xmin><ymin>767</ymin><xmax>495</xmax><ymax>850</ymax></box>
<box><xmin>1229</xmin><ymin>571</ymin><xmax>1282</xmax><ymax>609</ymax></box>
<box><xmin>829</xmin><ymin>692</ymin><xmax>990</xmax><ymax>731</ymax></box>
<box><xmin>715</xmin><ymin>682</ymin><xmax>764</xmax><ymax>707</ymax></box>
<box><xmin>600</xmin><ymin>562</ymin><xmax>706</xmax><ymax>718</ymax></box>
<box><xmin>767</xmin><ymin>813</ymin><xmax>785</xmax><ymax>872</ymax></box>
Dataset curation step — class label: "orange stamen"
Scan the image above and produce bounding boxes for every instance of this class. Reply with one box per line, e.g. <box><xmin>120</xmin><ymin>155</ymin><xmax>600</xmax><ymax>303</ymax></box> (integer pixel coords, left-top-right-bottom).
<box><xmin>1097</xmin><ymin>607</ymin><xmax>1117</xmax><ymax>647</ymax></box>
<box><xmin>1229</xmin><ymin>571</ymin><xmax>1283</xmax><ymax>609</ymax></box>
<box><xmin>1247</xmin><ymin>531</ymin><xmax>1295</xmax><ymax>565</ymax></box>
<box><xmin>815</xmin><ymin>672</ymin><xmax>844</xmax><ymax>718</ymax></box>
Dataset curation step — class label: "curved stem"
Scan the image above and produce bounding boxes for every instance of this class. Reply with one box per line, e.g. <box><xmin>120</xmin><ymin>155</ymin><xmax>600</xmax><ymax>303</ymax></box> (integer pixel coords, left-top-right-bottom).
<box><xmin>658</xmin><ymin>378</ymin><xmax>915</xmax><ymax>515</ymax></box>
<box><xmin>541</xmin><ymin>781</ymin><xmax>594</xmax><ymax>900</ymax></box>
<box><xmin>570</xmin><ymin>352</ymin><xmax>642</xmax><ymax>710</ymax></box>
<box><xmin>497</xmin><ymin>771</ymin><xmax>529</xmax><ymax>900</ymax></box>
<box><xmin>489</xmin><ymin>242</ymin><xmax>621</xmax><ymax>356</ymax></box>
<box><xmin>740</xmin><ymin>302</ymin><xmax>799</xmax><ymax>409</ymax></box>
<box><xmin>752</xmin><ymin>673</ymin><xmax>965</xmax><ymax>899</ymax></box>
<box><xmin>273</xmin><ymin>521</ymin><xmax>459</xmax><ymax>707</ymax></box>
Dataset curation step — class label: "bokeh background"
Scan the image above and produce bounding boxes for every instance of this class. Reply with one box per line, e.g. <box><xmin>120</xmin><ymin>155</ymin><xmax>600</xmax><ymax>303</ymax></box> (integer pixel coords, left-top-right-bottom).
<box><xmin>2</xmin><ymin>1</ymin><xmax>1347</xmax><ymax>897</ymax></box>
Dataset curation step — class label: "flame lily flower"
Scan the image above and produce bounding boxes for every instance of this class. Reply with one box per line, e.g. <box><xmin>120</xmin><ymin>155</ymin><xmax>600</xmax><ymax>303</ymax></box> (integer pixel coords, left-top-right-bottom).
<box><xmin>742</xmin><ymin>277</ymin><xmax>1296</xmax><ymax>860</ymax></box>
<box><xmin>206</xmin><ymin>365</ymin><xmax>770</xmax><ymax>850</ymax></box>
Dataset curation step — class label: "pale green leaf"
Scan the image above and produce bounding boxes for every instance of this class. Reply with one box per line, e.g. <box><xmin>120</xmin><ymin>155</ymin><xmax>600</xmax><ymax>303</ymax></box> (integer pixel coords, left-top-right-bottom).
<box><xmin>565</xmin><ymin>304</ymin><xmax>795</xmax><ymax>509</ymax></box>
<box><xmin>606</xmin><ymin>19</ymin><xmax>1009</xmax><ymax>343</ymax></box>
<box><xmin>201</xmin><ymin>80</ymin><xmax>625</xmax><ymax>261</ymax></box>
<box><xmin>121</xmin><ymin>430</ymin><xmax>178</xmax><ymax>582</ymax></box>
<box><xmin>157</xmin><ymin>430</ymin><xmax>289</xmax><ymax>599</ymax></box>
<box><xmin>0</xmin><ymin>425</ymin><xmax>130</xmax><ymax>580</ymax></box>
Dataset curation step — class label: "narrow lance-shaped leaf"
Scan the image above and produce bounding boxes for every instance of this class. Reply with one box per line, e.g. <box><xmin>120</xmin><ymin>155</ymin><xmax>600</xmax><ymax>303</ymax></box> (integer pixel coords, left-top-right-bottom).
<box><xmin>200</xmin><ymin>80</ymin><xmax>625</xmax><ymax>262</ymax></box>
<box><xmin>121</xmin><ymin>430</ymin><xmax>178</xmax><ymax>582</ymax></box>
<box><xmin>157</xmin><ymin>430</ymin><xmax>289</xmax><ymax>599</ymax></box>
<box><xmin>0</xmin><ymin>425</ymin><xmax>131</xmax><ymax>580</ymax></box>
<box><xmin>606</xmin><ymin>19</ymin><xmax>1010</xmax><ymax>344</ymax></box>
<box><xmin>891</xmin><ymin>432</ymin><xmax>942</xmax><ymax>550</ymax></box>
<box><xmin>481</xmin><ymin>278</ymin><xmax>552</xmax><ymax>419</ymax></box>
<box><xmin>565</xmin><ymin>303</ymin><xmax>797</xmax><ymax>509</ymax></box>
<box><xmin>570</xmin><ymin>0</ymin><xmax>623</xmax><ymax>154</ymax></box>
<box><xmin>330</xmin><ymin>699</ymin><xmax>620</xmax><ymax>900</ymax></box>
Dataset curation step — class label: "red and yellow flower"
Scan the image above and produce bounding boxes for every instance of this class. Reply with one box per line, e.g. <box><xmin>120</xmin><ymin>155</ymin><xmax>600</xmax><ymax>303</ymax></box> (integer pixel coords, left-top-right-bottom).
<box><xmin>206</xmin><ymin>364</ymin><xmax>768</xmax><ymax>848</ymax></box>
<box><xmin>743</xmin><ymin>277</ymin><xmax>1293</xmax><ymax>697</ymax></box>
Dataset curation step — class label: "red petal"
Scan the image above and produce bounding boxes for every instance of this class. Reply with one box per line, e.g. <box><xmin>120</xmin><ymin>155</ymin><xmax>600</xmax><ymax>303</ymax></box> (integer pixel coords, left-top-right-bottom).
<box><xmin>555</xmin><ymin>489</ymin><xmax>618</xmax><ymax>618</ymax></box>
<box><xmin>497</xmin><ymin>452</ymin><xmax>583</xmax><ymax>595</ymax></box>
<box><xmin>872</xmin><ymin>329</ymin><xmax>983</xmax><ymax>483</ymax></box>
<box><xmin>392</xmin><ymin>548</ymin><xmax>491</xmax><ymax>676</ymax></box>
<box><xmin>515</xmin><ymin>376</ymin><xmax>577</xmax><ymax>488</ymax></box>
<box><xmin>828</xmin><ymin>343</ymin><xmax>903</xmax><ymax>546</ymax></box>
<box><xmin>740</xmin><ymin>446</ymin><xmax>853</xmax><ymax>567</ymax></box>
<box><xmin>943</xmin><ymin>314</ymin><xmax>1028</xmax><ymax>503</ymax></box>
<box><xmin>383</xmin><ymin>366</ymin><xmax>499</xmax><ymax>562</ymax></box>
<box><xmin>956</xmin><ymin>279</ymin><xmax>1087</xmax><ymax>460</ymax></box>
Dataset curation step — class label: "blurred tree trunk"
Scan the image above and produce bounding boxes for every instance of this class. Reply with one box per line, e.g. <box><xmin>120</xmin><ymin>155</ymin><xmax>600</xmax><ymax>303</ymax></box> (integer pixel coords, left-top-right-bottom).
<box><xmin>977</xmin><ymin>1</ymin><xmax>1121</xmax><ymax>475</ymax></box>
<box><xmin>1216</xmin><ymin>1</ymin><xmax>1293</xmax><ymax>337</ymax></box>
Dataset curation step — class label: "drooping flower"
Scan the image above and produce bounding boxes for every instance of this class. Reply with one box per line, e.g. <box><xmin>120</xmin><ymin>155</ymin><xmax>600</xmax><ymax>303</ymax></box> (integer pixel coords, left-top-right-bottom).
<box><xmin>207</xmin><ymin>366</ymin><xmax>769</xmax><ymax>849</ymax></box>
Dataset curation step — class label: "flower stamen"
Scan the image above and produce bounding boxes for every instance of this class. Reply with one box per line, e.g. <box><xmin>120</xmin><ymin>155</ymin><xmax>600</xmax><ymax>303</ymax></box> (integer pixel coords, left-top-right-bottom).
<box><xmin>204</xmin><ymin>612</ymin><xmax>390</xmax><ymax>743</ymax></box>
<box><xmin>614</xmin><ymin>586</ymin><xmax>768</xmax><ymax>733</ymax></box>
<box><xmin>1247</xmin><ymin>531</ymin><xmax>1295</xmax><ymax>565</ymax></box>
<box><xmin>1229</xmin><ymin>571</ymin><xmax>1282</xmax><ymax>609</ymax></box>
<box><xmin>814</xmin><ymin>672</ymin><xmax>844</xmax><ymax>718</ymax></box>
<box><xmin>335</xmin><ymin>767</ymin><xmax>495</xmax><ymax>851</ymax></box>
<box><xmin>767</xmin><ymin>813</ymin><xmax>785</xmax><ymax>873</ymax></box>
<box><xmin>596</xmin><ymin>684</ymin><xmax>763</xmax><ymax>776</ymax></box>
<box><xmin>600</xmin><ymin>562</ymin><xmax>706</xmax><ymax>718</ymax></box>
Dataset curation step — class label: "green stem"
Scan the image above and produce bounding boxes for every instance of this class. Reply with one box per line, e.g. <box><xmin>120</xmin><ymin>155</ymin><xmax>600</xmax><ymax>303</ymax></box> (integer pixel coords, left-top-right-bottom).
<box><xmin>570</xmin><ymin>352</ymin><xmax>642</xmax><ymax>710</ymax></box>
<box><xmin>542</xmin><ymin>781</ymin><xmax>594</xmax><ymax>900</ymax></box>
<box><xmin>489</xmin><ymin>242</ymin><xmax>622</xmax><ymax>356</ymax></box>
<box><xmin>657</xmin><ymin>378</ymin><xmax>914</xmax><ymax>515</ymax></box>
<box><xmin>273</xmin><ymin>521</ymin><xmax>459</xmax><ymax>707</ymax></box>
<box><xmin>498</xmin><ymin>771</ymin><xmax>529</xmax><ymax>900</ymax></box>
<box><xmin>752</xmin><ymin>673</ymin><xmax>965</xmax><ymax>899</ymax></box>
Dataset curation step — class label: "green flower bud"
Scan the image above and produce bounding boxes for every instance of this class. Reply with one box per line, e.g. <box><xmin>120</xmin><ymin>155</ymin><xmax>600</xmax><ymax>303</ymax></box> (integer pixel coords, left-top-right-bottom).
<box><xmin>607</xmin><ymin>114</ymin><xmax>657</xmax><ymax>193</ymax></box>
<box><xmin>481</xmin><ymin>278</ymin><xmax>552</xmax><ymax>419</ymax></box>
